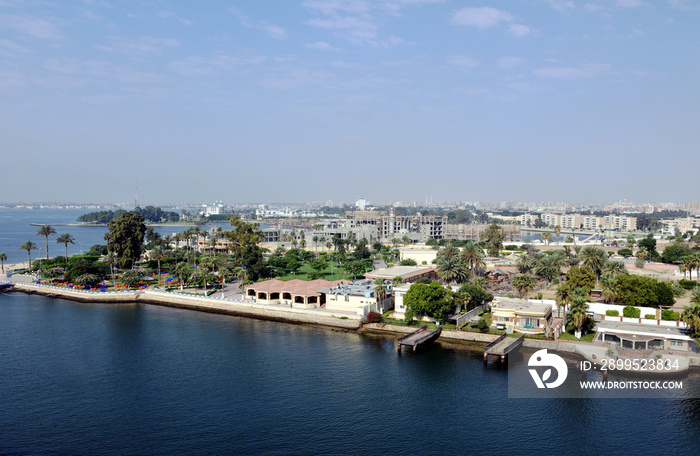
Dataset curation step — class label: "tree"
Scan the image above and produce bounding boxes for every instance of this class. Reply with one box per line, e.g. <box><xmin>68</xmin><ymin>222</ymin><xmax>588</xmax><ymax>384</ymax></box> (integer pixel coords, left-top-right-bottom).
<box><xmin>19</xmin><ymin>240</ymin><xmax>38</xmax><ymax>271</ymax></box>
<box><xmin>56</xmin><ymin>233</ymin><xmax>75</xmax><ymax>262</ymax></box>
<box><xmin>174</xmin><ymin>262</ymin><xmax>190</xmax><ymax>290</ymax></box>
<box><xmin>511</xmin><ymin>274</ymin><xmax>536</xmax><ymax>298</ymax></box>
<box><xmin>313</xmin><ymin>235</ymin><xmax>319</xmax><ymax>252</ymax></box>
<box><xmin>403</xmin><ymin>281</ymin><xmax>455</xmax><ymax>323</ymax></box>
<box><xmin>461</xmin><ymin>241</ymin><xmax>485</xmax><ymax>279</ymax></box>
<box><xmin>555</xmin><ymin>284</ymin><xmax>571</xmax><ymax>318</ymax></box>
<box><xmin>534</xmin><ymin>255</ymin><xmax>561</xmax><ymax>284</ymax></box>
<box><xmin>554</xmin><ymin>225</ymin><xmax>561</xmax><ymax>245</ymax></box>
<box><xmin>661</xmin><ymin>242</ymin><xmax>692</xmax><ymax>264</ymax></box>
<box><xmin>36</xmin><ymin>224</ymin><xmax>56</xmax><ymax>260</ymax></box>
<box><xmin>0</xmin><ymin>252</ymin><xmax>6</xmax><ymax>273</ymax></box>
<box><xmin>580</xmin><ymin>246</ymin><xmax>606</xmax><ymax>281</ymax></box>
<box><xmin>541</xmin><ymin>232</ymin><xmax>552</xmax><ymax>246</ymax></box>
<box><xmin>479</xmin><ymin>224</ymin><xmax>506</xmax><ymax>256</ymax></box>
<box><xmin>563</xmin><ymin>266</ymin><xmax>596</xmax><ymax>296</ymax></box>
<box><xmin>638</xmin><ymin>235</ymin><xmax>659</xmax><ymax>261</ymax></box>
<box><xmin>517</xmin><ymin>253</ymin><xmax>536</xmax><ymax>274</ymax></box>
<box><xmin>682</xmin><ymin>302</ymin><xmax>700</xmax><ymax>338</ymax></box>
<box><xmin>436</xmin><ymin>244</ymin><xmax>468</xmax><ymax>284</ymax></box>
<box><xmin>107</xmin><ymin>213</ymin><xmax>146</xmax><ymax>269</ymax></box>
<box><xmin>458</xmin><ymin>282</ymin><xmax>493</xmax><ymax>312</ymax></box>
<box><xmin>601</xmin><ymin>260</ymin><xmax>627</xmax><ymax>280</ymax></box>
<box><xmin>569</xmin><ymin>291</ymin><xmax>590</xmax><ymax>336</ymax></box>
<box><xmin>104</xmin><ymin>251</ymin><xmax>118</xmax><ymax>285</ymax></box>
<box><xmin>373</xmin><ymin>278</ymin><xmax>389</xmax><ymax>311</ymax></box>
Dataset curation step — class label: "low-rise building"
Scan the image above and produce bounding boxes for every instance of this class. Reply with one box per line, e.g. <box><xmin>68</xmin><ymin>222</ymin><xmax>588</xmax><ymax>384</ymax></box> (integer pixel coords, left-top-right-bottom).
<box><xmin>491</xmin><ymin>298</ymin><xmax>553</xmax><ymax>334</ymax></box>
<box><xmin>596</xmin><ymin>321</ymin><xmax>694</xmax><ymax>352</ymax></box>
<box><xmin>320</xmin><ymin>279</ymin><xmax>393</xmax><ymax>315</ymax></box>
<box><xmin>244</xmin><ymin>279</ymin><xmax>345</xmax><ymax>309</ymax></box>
<box><xmin>364</xmin><ymin>265</ymin><xmax>438</xmax><ymax>284</ymax></box>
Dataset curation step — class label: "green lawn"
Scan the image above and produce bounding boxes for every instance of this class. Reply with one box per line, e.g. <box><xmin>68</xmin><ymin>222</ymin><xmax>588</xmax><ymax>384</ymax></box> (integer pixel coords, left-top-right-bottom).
<box><xmin>558</xmin><ymin>325</ymin><xmax>597</xmax><ymax>342</ymax></box>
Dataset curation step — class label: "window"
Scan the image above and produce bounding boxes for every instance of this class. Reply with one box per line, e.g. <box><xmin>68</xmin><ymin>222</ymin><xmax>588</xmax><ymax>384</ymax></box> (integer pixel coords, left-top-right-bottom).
<box><xmin>670</xmin><ymin>340</ymin><xmax>683</xmax><ymax>347</ymax></box>
<box><xmin>522</xmin><ymin>318</ymin><xmax>537</xmax><ymax>328</ymax></box>
<box><xmin>498</xmin><ymin>317</ymin><xmax>510</xmax><ymax>322</ymax></box>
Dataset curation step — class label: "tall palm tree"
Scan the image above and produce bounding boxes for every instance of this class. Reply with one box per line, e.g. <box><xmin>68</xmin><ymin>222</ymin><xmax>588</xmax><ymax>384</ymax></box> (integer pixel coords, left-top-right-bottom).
<box><xmin>0</xmin><ymin>252</ymin><xmax>6</xmax><ymax>273</ymax></box>
<box><xmin>682</xmin><ymin>302</ymin><xmax>700</xmax><ymax>338</ymax></box>
<box><xmin>541</xmin><ymin>232</ymin><xmax>552</xmax><ymax>246</ymax></box>
<box><xmin>19</xmin><ymin>241</ymin><xmax>38</xmax><ymax>271</ymax></box>
<box><xmin>151</xmin><ymin>246</ymin><xmax>165</xmax><ymax>285</ymax></box>
<box><xmin>373</xmin><ymin>278</ymin><xmax>388</xmax><ymax>312</ymax></box>
<box><xmin>581</xmin><ymin>246</ymin><xmax>606</xmax><ymax>282</ymax></box>
<box><xmin>534</xmin><ymin>255</ymin><xmax>561</xmax><ymax>284</ymax></box>
<box><xmin>436</xmin><ymin>244</ymin><xmax>468</xmax><ymax>284</ymax></box>
<box><xmin>175</xmin><ymin>261</ymin><xmax>189</xmax><ymax>290</ymax></box>
<box><xmin>104</xmin><ymin>251</ymin><xmax>118</xmax><ymax>286</ymax></box>
<box><xmin>36</xmin><ymin>224</ymin><xmax>56</xmax><ymax>260</ymax></box>
<box><xmin>516</xmin><ymin>253</ymin><xmax>536</xmax><ymax>274</ymax></box>
<box><xmin>555</xmin><ymin>284</ymin><xmax>571</xmax><ymax>318</ymax></box>
<box><xmin>313</xmin><ymin>235</ymin><xmax>319</xmax><ymax>252</ymax></box>
<box><xmin>569</xmin><ymin>295</ymin><xmax>589</xmax><ymax>336</ymax></box>
<box><xmin>319</xmin><ymin>236</ymin><xmax>326</xmax><ymax>251</ymax></box>
<box><xmin>554</xmin><ymin>225</ymin><xmax>561</xmax><ymax>245</ymax></box>
<box><xmin>461</xmin><ymin>241</ymin><xmax>485</xmax><ymax>279</ymax></box>
<box><xmin>56</xmin><ymin>233</ymin><xmax>75</xmax><ymax>262</ymax></box>
<box><xmin>601</xmin><ymin>260</ymin><xmax>627</xmax><ymax>280</ymax></box>
<box><xmin>512</xmin><ymin>274</ymin><xmax>536</xmax><ymax>298</ymax></box>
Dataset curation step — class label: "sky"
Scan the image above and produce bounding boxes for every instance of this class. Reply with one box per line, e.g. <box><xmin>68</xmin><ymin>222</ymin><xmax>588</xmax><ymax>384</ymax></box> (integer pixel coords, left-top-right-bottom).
<box><xmin>1</xmin><ymin>0</ymin><xmax>699</xmax><ymax>206</ymax></box>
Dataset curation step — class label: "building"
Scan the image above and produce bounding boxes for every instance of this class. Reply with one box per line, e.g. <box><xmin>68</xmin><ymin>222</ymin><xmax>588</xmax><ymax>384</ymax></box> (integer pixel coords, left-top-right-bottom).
<box><xmin>660</xmin><ymin>217</ymin><xmax>699</xmax><ymax>235</ymax></box>
<box><xmin>346</xmin><ymin>209</ymin><xmax>447</xmax><ymax>242</ymax></box>
<box><xmin>201</xmin><ymin>202</ymin><xmax>224</xmax><ymax>216</ymax></box>
<box><xmin>243</xmin><ymin>279</ymin><xmax>345</xmax><ymax>309</ymax></box>
<box><xmin>320</xmin><ymin>279</ymin><xmax>393</xmax><ymax>315</ymax></box>
<box><xmin>444</xmin><ymin>224</ymin><xmax>520</xmax><ymax>242</ymax></box>
<box><xmin>491</xmin><ymin>298</ymin><xmax>553</xmax><ymax>335</ymax></box>
<box><xmin>398</xmin><ymin>247</ymin><xmax>438</xmax><ymax>265</ymax></box>
<box><xmin>364</xmin><ymin>265</ymin><xmax>438</xmax><ymax>284</ymax></box>
<box><xmin>595</xmin><ymin>321</ymin><xmax>694</xmax><ymax>352</ymax></box>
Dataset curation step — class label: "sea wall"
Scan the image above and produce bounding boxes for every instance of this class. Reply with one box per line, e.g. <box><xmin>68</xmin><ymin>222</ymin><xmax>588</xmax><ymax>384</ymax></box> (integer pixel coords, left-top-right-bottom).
<box><xmin>10</xmin><ymin>284</ymin><xmax>362</xmax><ymax>330</ymax></box>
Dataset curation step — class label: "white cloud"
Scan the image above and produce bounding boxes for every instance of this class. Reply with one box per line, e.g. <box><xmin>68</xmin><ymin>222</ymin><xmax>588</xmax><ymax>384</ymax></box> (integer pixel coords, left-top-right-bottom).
<box><xmin>96</xmin><ymin>36</ymin><xmax>179</xmax><ymax>57</ymax></box>
<box><xmin>306</xmin><ymin>41</ymin><xmax>338</xmax><ymax>51</ymax></box>
<box><xmin>228</xmin><ymin>7</ymin><xmax>287</xmax><ymax>40</ymax></box>
<box><xmin>0</xmin><ymin>14</ymin><xmax>64</xmax><ymax>40</ymax></box>
<box><xmin>668</xmin><ymin>0</ymin><xmax>700</xmax><ymax>10</ymax></box>
<box><xmin>508</xmin><ymin>24</ymin><xmax>531</xmax><ymax>38</ymax></box>
<box><xmin>616</xmin><ymin>0</ymin><xmax>647</xmax><ymax>7</ymax></box>
<box><xmin>498</xmin><ymin>56</ymin><xmax>525</xmax><ymax>70</ymax></box>
<box><xmin>534</xmin><ymin>63</ymin><xmax>611</xmax><ymax>79</ymax></box>
<box><xmin>447</xmin><ymin>55</ymin><xmax>479</xmax><ymax>67</ymax></box>
<box><xmin>262</xmin><ymin>23</ymin><xmax>287</xmax><ymax>39</ymax></box>
<box><xmin>303</xmin><ymin>0</ymin><xmax>416</xmax><ymax>47</ymax></box>
<box><xmin>542</xmin><ymin>0</ymin><xmax>576</xmax><ymax>12</ymax></box>
<box><xmin>451</xmin><ymin>7</ymin><xmax>513</xmax><ymax>29</ymax></box>
<box><xmin>0</xmin><ymin>38</ymin><xmax>30</xmax><ymax>53</ymax></box>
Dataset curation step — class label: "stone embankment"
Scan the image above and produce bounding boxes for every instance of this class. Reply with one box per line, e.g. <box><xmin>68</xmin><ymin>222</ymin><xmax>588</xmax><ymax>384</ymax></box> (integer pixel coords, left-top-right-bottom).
<box><xmin>9</xmin><ymin>283</ymin><xmax>362</xmax><ymax>330</ymax></box>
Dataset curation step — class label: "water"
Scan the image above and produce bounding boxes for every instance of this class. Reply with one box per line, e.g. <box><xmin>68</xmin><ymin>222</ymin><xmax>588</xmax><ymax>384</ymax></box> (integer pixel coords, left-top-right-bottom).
<box><xmin>2</xmin><ymin>292</ymin><xmax>700</xmax><ymax>456</ymax></box>
<box><xmin>0</xmin><ymin>208</ymin><xmax>220</xmax><ymax>266</ymax></box>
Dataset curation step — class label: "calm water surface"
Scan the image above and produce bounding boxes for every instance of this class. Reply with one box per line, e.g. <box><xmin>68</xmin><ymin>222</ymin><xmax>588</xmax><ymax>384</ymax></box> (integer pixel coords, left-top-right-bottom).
<box><xmin>2</xmin><ymin>293</ymin><xmax>700</xmax><ymax>455</ymax></box>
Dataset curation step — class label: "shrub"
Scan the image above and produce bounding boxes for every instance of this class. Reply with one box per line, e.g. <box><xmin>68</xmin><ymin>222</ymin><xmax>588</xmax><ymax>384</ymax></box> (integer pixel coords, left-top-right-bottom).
<box><xmin>605</xmin><ymin>310</ymin><xmax>619</xmax><ymax>316</ymax></box>
<box><xmin>644</xmin><ymin>314</ymin><xmax>656</xmax><ymax>320</ymax></box>
<box><xmin>617</xmin><ymin>248</ymin><xmax>633</xmax><ymax>257</ymax></box>
<box><xmin>623</xmin><ymin>305</ymin><xmax>641</xmax><ymax>318</ymax></box>
<box><xmin>679</xmin><ymin>280</ymin><xmax>698</xmax><ymax>290</ymax></box>
<box><xmin>476</xmin><ymin>318</ymin><xmax>488</xmax><ymax>331</ymax></box>
<box><xmin>504</xmin><ymin>245</ymin><xmax>517</xmax><ymax>250</ymax></box>
<box><xmin>365</xmin><ymin>312</ymin><xmax>382</xmax><ymax>324</ymax></box>
<box><xmin>661</xmin><ymin>310</ymin><xmax>681</xmax><ymax>321</ymax></box>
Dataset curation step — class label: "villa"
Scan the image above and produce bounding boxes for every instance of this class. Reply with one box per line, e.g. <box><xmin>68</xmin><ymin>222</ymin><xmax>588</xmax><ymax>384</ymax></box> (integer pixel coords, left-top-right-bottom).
<box><xmin>491</xmin><ymin>298</ymin><xmax>554</xmax><ymax>335</ymax></box>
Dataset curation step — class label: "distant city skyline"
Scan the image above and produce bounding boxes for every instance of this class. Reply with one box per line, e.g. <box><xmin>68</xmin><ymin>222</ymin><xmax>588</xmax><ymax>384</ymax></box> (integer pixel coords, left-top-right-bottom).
<box><xmin>2</xmin><ymin>1</ymin><xmax>699</xmax><ymax>203</ymax></box>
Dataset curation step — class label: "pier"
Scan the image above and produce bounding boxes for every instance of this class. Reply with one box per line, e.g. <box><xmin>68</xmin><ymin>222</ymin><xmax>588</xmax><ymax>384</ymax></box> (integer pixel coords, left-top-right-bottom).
<box><xmin>397</xmin><ymin>326</ymin><xmax>441</xmax><ymax>353</ymax></box>
<box><xmin>484</xmin><ymin>334</ymin><xmax>525</xmax><ymax>364</ymax></box>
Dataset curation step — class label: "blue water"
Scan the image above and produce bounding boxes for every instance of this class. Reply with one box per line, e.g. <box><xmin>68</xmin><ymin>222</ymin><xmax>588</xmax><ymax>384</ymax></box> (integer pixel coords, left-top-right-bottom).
<box><xmin>2</xmin><ymin>292</ymin><xmax>700</xmax><ymax>456</ymax></box>
<box><xmin>0</xmin><ymin>208</ymin><xmax>219</xmax><ymax>266</ymax></box>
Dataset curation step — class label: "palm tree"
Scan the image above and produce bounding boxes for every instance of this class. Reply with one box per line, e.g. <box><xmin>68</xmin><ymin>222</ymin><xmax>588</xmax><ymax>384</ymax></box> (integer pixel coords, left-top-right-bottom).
<box><xmin>682</xmin><ymin>302</ymin><xmax>700</xmax><ymax>338</ymax></box>
<box><xmin>461</xmin><ymin>241</ymin><xmax>485</xmax><ymax>279</ymax></box>
<box><xmin>601</xmin><ymin>260</ymin><xmax>627</xmax><ymax>280</ymax></box>
<box><xmin>581</xmin><ymin>246</ymin><xmax>606</xmax><ymax>282</ymax></box>
<box><xmin>313</xmin><ymin>235</ymin><xmax>319</xmax><ymax>252</ymax></box>
<box><xmin>175</xmin><ymin>261</ymin><xmax>189</xmax><ymax>290</ymax></box>
<box><xmin>554</xmin><ymin>225</ymin><xmax>561</xmax><ymax>245</ymax></box>
<box><xmin>512</xmin><ymin>274</ymin><xmax>536</xmax><ymax>298</ymax></box>
<box><xmin>104</xmin><ymin>251</ymin><xmax>117</xmax><ymax>286</ymax></box>
<box><xmin>600</xmin><ymin>277</ymin><xmax>620</xmax><ymax>304</ymax></box>
<box><xmin>319</xmin><ymin>236</ymin><xmax>326</xmax><ymax>251</ymax></box>
<box><xmin>19</xmin><ymin>241</ymin><xmax>38</xmax><ymax>271</ymax></box>
<box><xmin>516</xmin><ymin>253</ymin><xmax>536</xmax><ymax>274</ymax></box>
<box><xmin>569</xmin><ymin>295</ymin><xmax>589</xmax><ymax>337</ymax></box>
<box><xmin>151</xmin><ymin>246</ymin><xmax>165</xmax><ymax>285</ymax></box>
<box><xmin>534</xmin><ymin>255</ymin><xmax>561</xmax><ymax>284</ymax></box>
<box><xmin>541</xmin><ymin>232</ymin><xmax>552</xmax><ymax>246</ymax></box>
<box><xmin>36</xmin><ymin>224</ymin><xmax>56</xmax><ymax>260</ymax></box>
<box><xmin>56</xmin><ymin>233</ymin><xmax>75</xmax><ymax>262</ymax></box>
<box><xmin>373</xmin><ymin>278</ymin><xmax>388</xmax><ymax>312</ymax></box>
<box><xmin>555</xmin><ymin>284</ymin><xmax>571</xmax><ymax>318</ymax></box>
<box><xmin>0</xmin><ymin>252</ymin><xmax>6</xmax><ymax>273</ymax></box>
<box><xmin>436</xmin><ymin>244</ymin><xmax>468</xmax><ymax>284</ymax></box>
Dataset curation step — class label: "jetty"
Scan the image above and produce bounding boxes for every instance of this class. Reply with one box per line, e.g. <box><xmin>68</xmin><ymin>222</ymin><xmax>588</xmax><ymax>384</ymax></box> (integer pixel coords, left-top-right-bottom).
<box><xmin>484</xmin><ymin>334</ymin><xmax>524</xmax><ymax>364</ymax></box>
<box><xmin>397</xmin><ymin>326</ymin><xmax>441</xmax><ymax>353</ymax></box>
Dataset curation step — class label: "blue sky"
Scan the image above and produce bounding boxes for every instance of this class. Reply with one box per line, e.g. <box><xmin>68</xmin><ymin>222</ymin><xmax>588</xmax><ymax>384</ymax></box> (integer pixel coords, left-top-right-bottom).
<box><xmin>1</xmin><ymin>0</ymin><xmax>699</xmax><ymax>205</ymax></box>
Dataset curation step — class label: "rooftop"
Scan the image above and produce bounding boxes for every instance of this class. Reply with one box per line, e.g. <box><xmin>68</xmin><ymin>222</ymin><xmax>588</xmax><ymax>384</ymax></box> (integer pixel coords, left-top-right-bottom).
<box><xmin>492</xmin><ymin>298</ymin><xmax>552</xmax><ymax>315</ymax></box>
<box><xmin>244</xmin><ymin>279</ymin><xmax>346</xmax><ymax>297</ymax></box>
<box><xmin>364</xmin><ymin>265</ymin><xmax>436</xmax><ymax>280</ymax></box>
<box><xmin>596</xmin><ymin>321</ymin><xmax>692</xmax><ymax>341</ymax></box>
<box><xmin>318</xmin><ymin>279</ymin><xmax>378</xmax><ymax>297</ymax></box>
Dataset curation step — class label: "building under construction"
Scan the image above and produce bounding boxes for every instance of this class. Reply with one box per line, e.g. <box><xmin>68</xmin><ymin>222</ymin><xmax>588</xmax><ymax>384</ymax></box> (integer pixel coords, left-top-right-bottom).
<box><xmin>444</xmin><ymin>224</ymin><xmax>521</xmax><ymax>242</ymax></box>
<box><xmin>346</xmin><ymin>210</ymin><xmax>447</xmax><ymax>241</ymax></box>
